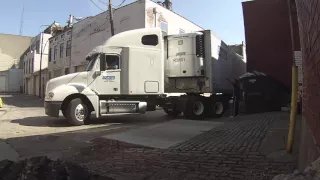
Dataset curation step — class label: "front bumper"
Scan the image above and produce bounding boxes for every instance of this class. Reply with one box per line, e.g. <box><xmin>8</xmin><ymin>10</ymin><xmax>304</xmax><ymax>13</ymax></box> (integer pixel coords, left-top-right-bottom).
<box><xmin>44</xmin><ymin>101</ymin><xmax>62</xmax><ymax>117</ymax></box>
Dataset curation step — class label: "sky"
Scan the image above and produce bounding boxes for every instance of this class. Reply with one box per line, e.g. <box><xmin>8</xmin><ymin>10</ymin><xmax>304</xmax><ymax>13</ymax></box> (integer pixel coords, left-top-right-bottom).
<box><xmin>0</xmin><ymin>0</ymin><xmax>246</xmax><ymax>45</ymax></box>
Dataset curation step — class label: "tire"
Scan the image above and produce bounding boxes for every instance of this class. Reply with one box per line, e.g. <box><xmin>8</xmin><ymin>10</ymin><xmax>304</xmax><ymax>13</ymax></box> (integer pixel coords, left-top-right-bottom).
<box><xmin>66</xmin><ymin>98</ymin><xmax>91</xmax><ymax>126</ymax></box>
<box><xmin>163</xmin><ymin>107</ymin><xmax>182</xmax><ymax>117</ymax></box>
<box><xmin>183</xmin><ymin>97</ymin><xmax>206</xmax><ymax>120</ymax></box>
<box><xmin>212</xmin><ymin>101</ymin><xmax>225</xmax><ymax>118</ymax></box>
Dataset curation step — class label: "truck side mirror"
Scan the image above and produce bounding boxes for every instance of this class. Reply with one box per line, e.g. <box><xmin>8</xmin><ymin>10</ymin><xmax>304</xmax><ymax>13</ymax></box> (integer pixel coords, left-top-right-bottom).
<box><xmin>95</xmin><ymin>71</ymin><xmax>101</xmax><ymax>76</ymax></box>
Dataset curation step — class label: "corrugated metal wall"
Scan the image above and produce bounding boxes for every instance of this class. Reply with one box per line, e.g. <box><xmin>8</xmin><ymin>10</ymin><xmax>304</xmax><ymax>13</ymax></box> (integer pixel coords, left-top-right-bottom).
<box><xmin>242</xmin><ymin>0</ymin><xmax>300</xmax><ymax>89</ymax></box>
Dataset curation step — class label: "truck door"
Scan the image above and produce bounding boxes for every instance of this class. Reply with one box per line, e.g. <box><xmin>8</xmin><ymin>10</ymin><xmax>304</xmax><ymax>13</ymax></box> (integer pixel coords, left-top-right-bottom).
<box><xmin>94</xmin><ymin>54</ymin><xmax>121</xmax><ymax>95</ymax></box>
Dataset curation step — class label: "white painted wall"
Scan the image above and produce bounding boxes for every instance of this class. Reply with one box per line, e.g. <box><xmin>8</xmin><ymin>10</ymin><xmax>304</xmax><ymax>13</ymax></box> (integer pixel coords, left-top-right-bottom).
<box><xmin>0</xmin><ymin>69</ymin><xmax>23</xmax><ymax>92</ymax></box>
<box><xmin>8</xmin><ymin>69</ymin><xmax>23</xmax><ymax>92</ymax></box>
<box><xmin>70</xmin><ymin>0</ymin><xmax>146</xmax><ymax>72</ymax></box>
<box><xmin>23</xmin><ymin>32</ymin><xmax>51</xmax><ymax>76</ymax></box>
<box><xmin>145</xmin><ymin>0</ymin><xmax>203</xmax><ymax>34</ymax></box>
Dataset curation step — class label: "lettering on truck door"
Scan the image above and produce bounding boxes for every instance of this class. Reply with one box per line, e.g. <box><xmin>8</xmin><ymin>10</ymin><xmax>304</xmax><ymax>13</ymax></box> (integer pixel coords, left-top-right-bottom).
<box><xmin>94</xmin><ymin>54</ymin><xmax>121</xmax><ymax>95</ymax></box>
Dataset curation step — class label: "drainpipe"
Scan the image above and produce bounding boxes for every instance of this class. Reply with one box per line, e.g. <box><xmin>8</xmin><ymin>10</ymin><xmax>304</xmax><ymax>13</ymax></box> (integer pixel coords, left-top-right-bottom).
<box><xmin>286</xmin><ymin>0</ymin><xmax>298</xmax><ymax>154</ymax></box>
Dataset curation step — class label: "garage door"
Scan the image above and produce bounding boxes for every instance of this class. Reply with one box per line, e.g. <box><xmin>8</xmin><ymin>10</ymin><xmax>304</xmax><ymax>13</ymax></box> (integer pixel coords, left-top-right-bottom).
<box><xmin>0</xmin><ymin>76</ymin><xmax>6</xmax><ymax>92</ymax></box>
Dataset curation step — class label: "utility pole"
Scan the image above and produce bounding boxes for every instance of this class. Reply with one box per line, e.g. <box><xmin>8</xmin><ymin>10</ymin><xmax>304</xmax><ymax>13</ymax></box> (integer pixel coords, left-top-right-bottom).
<box><xmin>108</xmin><ymin>0</ymin><xmax>115</xmax><ymax>36</ymax></box>
<box><xmin>39</xmin><ymin>32</ymin><xmax>44</xmax><ymax>98</ymax></box>
<box><xmin>19</xmin><ymin>3</ymin><xmax>25</xmax><ymax>35</ymax></box>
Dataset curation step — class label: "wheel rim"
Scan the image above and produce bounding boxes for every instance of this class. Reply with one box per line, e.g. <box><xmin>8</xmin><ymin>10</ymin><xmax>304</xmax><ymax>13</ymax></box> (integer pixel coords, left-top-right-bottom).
<box><xmin>214</xmin><ymin>102</ymin><xmax>224</xmax><ymax>115</ymax></box>
<box><xmin>75</xmin><ymin>104</ymin><xmax>86</xmax><ymax>121</ymax></box>
<box><xmin>193</xmin><ymin>101</ymin><xmax>204</xmax><ymax>115</ymax></box>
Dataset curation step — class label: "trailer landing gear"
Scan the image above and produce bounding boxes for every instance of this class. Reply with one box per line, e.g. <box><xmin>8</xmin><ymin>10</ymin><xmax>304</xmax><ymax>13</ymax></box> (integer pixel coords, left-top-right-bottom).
<box><xmin>163</xmin><ymin>107</ymin><xmax>182</xmax><ymax>117</ymax></box>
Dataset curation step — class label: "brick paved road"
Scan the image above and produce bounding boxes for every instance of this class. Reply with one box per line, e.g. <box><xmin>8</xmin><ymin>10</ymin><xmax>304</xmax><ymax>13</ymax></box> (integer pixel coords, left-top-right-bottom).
<box><xmin>67</xmin><ymin>113</ymin><xmax>297</xmax><ymax>180</ymax></box>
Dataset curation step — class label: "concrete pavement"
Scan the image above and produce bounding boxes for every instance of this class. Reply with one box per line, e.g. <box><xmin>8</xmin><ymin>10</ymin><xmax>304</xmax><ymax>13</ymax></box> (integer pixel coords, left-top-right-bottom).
<box><xmin>103</xmin><ymin>120</ymin><xmax>224</xmax><ymax>149</ymax></box>
<box><xmin>0</xmin><ymin>94</ymin><xmax>302</xmax><ymax>179</ymax></box>
<box><xmin>70</xmin><ymin>112</ymin><xmax>301</xmax><ymax>180</ymax></box>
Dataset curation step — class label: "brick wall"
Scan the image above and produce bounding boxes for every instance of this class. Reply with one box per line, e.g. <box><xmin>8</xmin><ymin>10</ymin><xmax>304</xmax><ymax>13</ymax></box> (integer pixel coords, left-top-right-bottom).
<box><xmin>296</xmin><ymin>0</ymin><xmax>320</xmax><ymax>169</ymax></box>
<box><xmin>242</xmin><ymin>0</ymin><xmax>300</xmax><ymax>89</ymax></box>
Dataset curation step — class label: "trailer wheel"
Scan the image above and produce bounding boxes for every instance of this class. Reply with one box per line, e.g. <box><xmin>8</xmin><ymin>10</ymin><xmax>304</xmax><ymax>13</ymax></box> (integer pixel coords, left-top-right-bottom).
<box><xmin>66</xmin><ymin>98</ymin><xmax>91</xmax><ymax>126</ymax></box>
<box><xmin>184</xmin><ymin>97</ymin><xmax>206</xmax><ymax>119</ymax></box>
<box><xmin>213</xmin><ymin>101</ymin><xmax>225</xmax><ymax>118</ymax></box>
<box><xmin>163</xmin><ymin>108</ymin><xmax>182</xmax><ymax>117</ymax></box>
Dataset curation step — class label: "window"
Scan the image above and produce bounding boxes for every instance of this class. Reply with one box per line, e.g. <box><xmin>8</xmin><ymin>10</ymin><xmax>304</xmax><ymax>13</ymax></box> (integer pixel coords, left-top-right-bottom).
<box><xmin>160</xmin><ymin>21</ymin><xmax>168</xmax><ymax>35</ymax></box>
<box><xmin>179</xmin><ymin>29</ymin><xmax>185</xmax><ymax>34</ymax></box>
<box><xmin>141</xmin><ymin>35</ymin><xmax>158</xmax><ymax>46</ymax></box>
<box><xmin>49</xmin><ymin>48</ymin><xmax>52</xmax><ymax>62</ymax></box>
<box><xmin>65</xmin><ymin>68</ymin><xmax>69</xmax><ymax>75</ymax></box>
<box><xmin>24</xmin><ymin>62</ymin><xmax>26</xmax><ymax>74</ymax></box>
<box><xmin>60</xmin><ymin>43</ymin><xmax>64</xmax><ymax>58</ymax></box>
<box><xmin>61</xmin><ymin>34</ymin><xmax>65</xmax><ymax>38</ymax></box>
<box><xmin>55</xmin><ymin>37</ymin><xmax>58</xmax><ymax>41</ymax></box>
<box><xmin>54</xmin><ymin>46</ymin><xmax>57</xmax><ymax>60</ymax></box>
<box><xmin>105</xmin><ymin>55</ymin><xmax>120</xmax><ymax>70</ymax></box>
<box><xmin>66</xmin><ymin>40</ymin><xmax>71</xmax><ymax>57</ymax></box>
<box><xmin>85</xmin><ymin>53</ymin><xmax>99</xmax><ymax>71</ymax></box>
<box><xmin>50</xmin><ymin>40</ymin><xmax>53</xmax><ymax>44</ymax></box>
<box><xmin>28</xmin><ymin>60</ymin><xmax>31</xmax><ymax>73</ymax></box>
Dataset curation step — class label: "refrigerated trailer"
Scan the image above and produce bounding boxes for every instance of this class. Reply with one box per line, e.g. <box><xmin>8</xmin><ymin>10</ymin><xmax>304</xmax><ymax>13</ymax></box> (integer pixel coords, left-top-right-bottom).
<box><xmin>44</xmin><ymin>28</ymin><xmax>246</xmax><ymax>126</ymax></box>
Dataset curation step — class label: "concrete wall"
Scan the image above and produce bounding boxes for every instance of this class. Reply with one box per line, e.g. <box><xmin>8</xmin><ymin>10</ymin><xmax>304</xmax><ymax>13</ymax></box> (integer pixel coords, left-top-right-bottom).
<box><xmin>296</xmin><ymin>0</ymin><xmax>320</xmax><ymax>170</ymax></box>
<box><xmin>70</xmin><ymin>0</ymin><xmax>146</xmax><ymax>72</ymax></box>
<box><xmin>0</xmin><ymin>34</ymin><xmax>32</xmax><ymax>71</ymax></box>
<box><xmin>0</xmin><ymin>69</ymin><xmax>23</xmax><ymax>92</ymax></box>
<box><xmin>242</xmin><ymin>0</ymin><xmax>300</xmax><ymax>89</ymax></box>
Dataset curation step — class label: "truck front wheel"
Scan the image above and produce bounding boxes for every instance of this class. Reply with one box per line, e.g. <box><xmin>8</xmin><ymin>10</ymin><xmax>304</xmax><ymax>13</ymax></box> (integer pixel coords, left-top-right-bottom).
<box><xmin>66</xmin><ymin>98</ymin><xmax>91</xmax><ymax>126</ymax></box>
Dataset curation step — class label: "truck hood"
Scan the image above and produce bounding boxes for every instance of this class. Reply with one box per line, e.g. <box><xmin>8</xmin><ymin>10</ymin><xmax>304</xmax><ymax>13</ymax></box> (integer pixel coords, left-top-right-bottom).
<box><xmin>46</xmin><ymin>72</ymin><xmax>87</xmax><ymax>93</ymax></box>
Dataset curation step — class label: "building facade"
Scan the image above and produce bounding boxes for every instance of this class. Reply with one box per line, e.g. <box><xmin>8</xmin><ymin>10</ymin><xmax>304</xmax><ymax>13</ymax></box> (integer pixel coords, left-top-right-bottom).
<box><xmin>48</xmin><ymin>28</ymin><xmax>72</xmax><ymax>79</ymax></box>
<box><xmin>0</xmin><ymin>34</ymin><xmax>32</xmax><ymax>92</ymax></box>
<box><xmin>23</xmin><ymin>32</ymin><xmax>52</xmax><ymax>96</ymax></box>
<box><xmin>67</xmin><ymin>0</ymin><xmax>204</xmax><ymax>73</ymax></box>
<box><xmin>242</xmin><ymin>0</ymin><xmax>301</xmax><ymax>89</ymax></box>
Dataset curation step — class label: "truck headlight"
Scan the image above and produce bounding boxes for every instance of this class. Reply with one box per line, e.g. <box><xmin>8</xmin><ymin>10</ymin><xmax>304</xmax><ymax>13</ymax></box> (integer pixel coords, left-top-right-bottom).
<box><xmin>47</xmin><ymin>92</ymin><xmax>54</xmax><ymax>99</ymax></box>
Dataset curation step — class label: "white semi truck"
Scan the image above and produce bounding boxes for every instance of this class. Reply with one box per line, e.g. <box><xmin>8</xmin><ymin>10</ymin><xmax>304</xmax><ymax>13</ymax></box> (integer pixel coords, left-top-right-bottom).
<box><xmin>44</xmin><ymin>28</ymin><xmax>246</xmax><ymax>126</ymax></box>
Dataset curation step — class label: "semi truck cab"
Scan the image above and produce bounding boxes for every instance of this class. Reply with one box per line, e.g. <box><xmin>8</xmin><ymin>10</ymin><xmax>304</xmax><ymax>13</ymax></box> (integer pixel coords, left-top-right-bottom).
<box><xmin>45</xmin><ymin>28</ymin><xmax>165</xmax><ymax>125</ymax></box>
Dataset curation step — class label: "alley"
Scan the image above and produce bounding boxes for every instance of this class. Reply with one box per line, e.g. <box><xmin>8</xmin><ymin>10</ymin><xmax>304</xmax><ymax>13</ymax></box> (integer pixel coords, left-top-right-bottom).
<box><xmin>0</xmin><ymin>94</ymin><xmax>301</xmax><ymax>180</ymax></box>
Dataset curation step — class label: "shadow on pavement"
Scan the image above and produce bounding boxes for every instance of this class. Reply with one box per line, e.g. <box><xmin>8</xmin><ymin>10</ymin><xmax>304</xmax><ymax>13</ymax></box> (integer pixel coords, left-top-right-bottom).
<box><xmin>11</xmin><ymin>117</ymin><xmax>70</xmax><ymax>127</ymax></box>
<box><xmin>1</xmin><ymin>94</ymin><xmax>43</xmax><ymax>108</ymax></box>
<box><xmin>10</xmin><ymin>111</ymin><xmax>172</xmax><ymax>127</ymax></box>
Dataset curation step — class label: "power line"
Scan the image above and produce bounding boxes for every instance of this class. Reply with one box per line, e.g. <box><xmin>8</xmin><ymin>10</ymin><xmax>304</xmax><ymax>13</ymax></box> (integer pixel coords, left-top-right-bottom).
<box><xmin>114</xmin><ymin>0</ymin><xmax>126</xmax><ymax>8</ymax></box>
<box><xmin>89</xmin><ymin>0</ymin><xmax>105</xmax><ymax>11</ymax></box>
<box><xmin>71</xmin><ymin>16</ymin><xmax>110</xmax><ymax>48</ymax></box>
<box><xmin>97</xmin><ymin>0</ymin><xmax>107</xmax><ymax>5</ymax></box>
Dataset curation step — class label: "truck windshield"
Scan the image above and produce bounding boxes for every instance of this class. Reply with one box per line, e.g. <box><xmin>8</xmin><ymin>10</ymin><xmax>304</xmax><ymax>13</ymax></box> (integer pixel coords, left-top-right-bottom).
<box><xmin>85</xmin><ymin>53</ymin><xmax>100</xmax><ymax>71</ymax></box>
